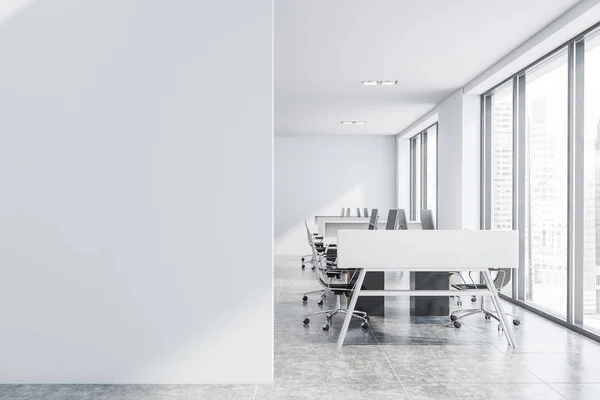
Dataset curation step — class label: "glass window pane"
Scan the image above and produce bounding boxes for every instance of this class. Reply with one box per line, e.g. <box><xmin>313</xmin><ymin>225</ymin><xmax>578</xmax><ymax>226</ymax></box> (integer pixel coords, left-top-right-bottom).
<box><xmin>413</xmin><ymin>135</ymin><xmax>422</xmax><ymax>220</ymax></box>
<box><xmin>489</xmin><ymin>82</ymin><xmax>514</xmax><ymax>296</ymax></box>
<box><xmin>524</xmin><ymin>49</ymin><xmax>569</xmax><ymax>318</ymax></box>
<box><xmin>582</xmin><ymin>31</ymin><xmax>600</xmax><ymax>332</ymax></box>
<box><xmin>426</xmin><ymin>125</ymin><xmax>437</xmax><ymax>222</ymax></box>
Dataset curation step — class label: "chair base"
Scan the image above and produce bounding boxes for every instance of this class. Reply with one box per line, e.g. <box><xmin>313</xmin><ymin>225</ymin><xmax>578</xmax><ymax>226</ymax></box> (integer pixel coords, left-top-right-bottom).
<box><xmin>303</xmin><ymin>294</ymin><xmax>370</xmax><ymax>330</ymax></box>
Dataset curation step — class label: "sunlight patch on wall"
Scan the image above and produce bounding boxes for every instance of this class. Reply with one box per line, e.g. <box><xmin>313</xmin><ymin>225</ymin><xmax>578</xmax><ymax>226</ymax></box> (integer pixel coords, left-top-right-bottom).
<box><xmin>0</xmin><ymin>0</ymin><xmax>34</xmax><ymax>27</ymax></box>
<box><xmin>275</xmin><ymin>185</ymin><xmax>366</xmax><ymax>255</ymax></box>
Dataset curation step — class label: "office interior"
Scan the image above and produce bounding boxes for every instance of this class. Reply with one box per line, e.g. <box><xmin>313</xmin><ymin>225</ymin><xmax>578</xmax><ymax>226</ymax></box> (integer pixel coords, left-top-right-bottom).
<box><xmin>1</xmin><ymin>1</ymin><xmax>600</xmax><ymax>400</ymax></box>
<box><xmin>272</xmin><ymin>1</ymin><xmax>600</xmax><ymax>400</ymax></box>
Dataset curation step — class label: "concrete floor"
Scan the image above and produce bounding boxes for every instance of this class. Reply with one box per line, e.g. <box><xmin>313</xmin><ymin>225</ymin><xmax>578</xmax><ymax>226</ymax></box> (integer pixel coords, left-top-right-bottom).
<box><xmin>2</xmin><ymin>256</ymin><xmax>600</xmax><ymax>399</ymax></box>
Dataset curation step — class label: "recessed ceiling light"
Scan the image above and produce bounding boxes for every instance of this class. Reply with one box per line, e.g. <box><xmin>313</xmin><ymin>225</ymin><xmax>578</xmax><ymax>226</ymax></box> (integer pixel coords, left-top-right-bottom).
<box><xmin>359</xmin><ymin>80</ymin><xmax>378</xmax><ymax>86</ymax></box>
<box><xmin>379</xmin><ymin>80</ymin><xmax>398</xmax><ymax>86</ymax></box>
<box><xmin>341</xmin><ymin>121</ymin><xmax>366</xmax><ymax>125</ymax></box>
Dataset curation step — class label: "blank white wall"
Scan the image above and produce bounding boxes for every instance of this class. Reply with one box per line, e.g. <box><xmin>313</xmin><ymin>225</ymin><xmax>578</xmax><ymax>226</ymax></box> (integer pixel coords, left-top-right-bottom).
<box><xmin>0</xmin><ymin>0</ymin><xmax>272</xmax><ymax>384</ymax></box>
<box><xmin>275</xmin><ymin>136</ymin><xmax>396</xmax><ymax>255</ymax></box>
<box><xmin>436</xmin><ymin>90</ymin><xmax>465</xmax><ymax>229</ymax></box>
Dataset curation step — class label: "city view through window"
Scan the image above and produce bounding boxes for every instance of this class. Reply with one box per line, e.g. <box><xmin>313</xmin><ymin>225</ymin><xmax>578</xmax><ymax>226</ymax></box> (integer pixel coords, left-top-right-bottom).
<box><xmin>583</xmin><ymin>32</ymin><xmax>600</xmax><ymax>330</ymax></box>
<box><xmin>487</xmin><ymin>31</ymin><xmax>600</xmax><ymax>331</ymax></box>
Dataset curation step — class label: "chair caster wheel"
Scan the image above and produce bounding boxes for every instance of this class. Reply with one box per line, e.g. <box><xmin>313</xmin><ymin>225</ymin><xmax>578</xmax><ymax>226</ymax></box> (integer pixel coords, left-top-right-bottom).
<box><xmin>361</xmin><ymin>322</ymin><xmax>369</xmax><ymax>329</ymax></box>
<box><xmin>322</xmin><ymin>323</ymin><xmax>330</xmax><ymax>331</ymax></box>
<box><xmin>485</xmin><ymin>314</ymin><xmax>491</xmax><ymax>320</ymax></box>
<box><xmin>317</xmin><ymin>300</ymin><xmax>324</xmax><ymax>306</ymax></box>
<box><xmin>301</xmin><ymin>264</ymin><xmax>305</xmax><ymax>269</ymax></box>
<box><xmin>457</xmin><ymin>300</ymin><xmax>463</xmax><ymax>306</ymax></box>
<box><xmin>311</xmin><ymin>266</ymin><xmax>316</xmax><ymax>270</ymax></box>
<box><xmin>365</xmin><ymin>315</ymin><xmax>370</xmax><ymax>321</ymax></box>
<box><xmin>450</xmin><ymin>315</ymin><xmax>457</xmax><ymax>321</ymax></box>
<box><xmin>301</xmin><ymin>257</ymin><xmax>305</xmax><ymax>262</ymax></box>
<box><xmin>498</xmin><ymin>324</ymin><xmax>504</xmax><ymax>332</ymax></box>
<box><xmin>454</xmin><ymin>321</ymin><xmax>462</xmax><ymax>328</ymax></box>
<box><xmin>302</xmin><ymin>295</ymin><xmax>308</xmax><ymax>302</ymax></box>
<box><xmin>303</xmin><ymin>318</ymin><xmax>310</xmax><ymax>325</ymax></box>
<box><xmin>471</xmin><ymin>296</ymin><xmax>477</xmax><ymax>302</ymax></box>
<box><xmin>513</xmin><ymin>319</ymin><xmax>521</xmax><ymax>326</ymax></box>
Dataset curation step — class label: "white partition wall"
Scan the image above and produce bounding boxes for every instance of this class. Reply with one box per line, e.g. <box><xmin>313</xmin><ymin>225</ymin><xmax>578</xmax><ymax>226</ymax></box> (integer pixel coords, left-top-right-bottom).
<box><xmin>0</xmin><ymin>0</ymin><xmax>272</xmax><ymax>384</ymax></box>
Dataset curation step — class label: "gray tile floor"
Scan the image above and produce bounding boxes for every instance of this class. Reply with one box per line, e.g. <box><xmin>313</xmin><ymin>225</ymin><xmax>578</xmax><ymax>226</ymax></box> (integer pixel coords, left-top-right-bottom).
<box><xmin>3</xmin><ymin>256</ymin><xmax>600</xmax><ymax>399</ymax></box>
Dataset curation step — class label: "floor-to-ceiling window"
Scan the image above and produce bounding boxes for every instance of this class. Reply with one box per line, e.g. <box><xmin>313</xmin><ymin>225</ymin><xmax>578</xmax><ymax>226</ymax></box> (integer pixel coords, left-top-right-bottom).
<box><xmin>524</xmin><ymin>50</ymin><xmax>569</xmax><ymax>317</ymax></box>
<box><xmin>482</xmin><ymin>23</ymin><xmax>600</xmax><ymax>340</ymax></box>
<box><xmin>583</xmin><ymin>30</ymin><xmax>600</xmax><ymax>332</ymax></box>
<box><xmin>484</xmin><ymin>81</ymin><xmax>514</xmax><ymax>295</ymax></box>
<box><xmin>410</xmin><ymin>123</ymin><xmax>438</xmax><ymax>222</ymax></box>
<box><xmin>426</xmin><ymin>124</ymin><xmax>437</xmax><ymax>219</ymax></box>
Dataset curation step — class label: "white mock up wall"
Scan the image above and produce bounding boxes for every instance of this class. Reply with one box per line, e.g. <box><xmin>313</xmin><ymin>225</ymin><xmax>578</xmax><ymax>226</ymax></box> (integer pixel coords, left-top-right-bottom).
<box><xmin>0</xmin><ymin>0</ymin><xmax>272</xmax><ymax>384</ymax></box>
<box><xmin>275</xmin><ymin>136</ymin><xmax>396</xmax><ymax>255</ymax></box>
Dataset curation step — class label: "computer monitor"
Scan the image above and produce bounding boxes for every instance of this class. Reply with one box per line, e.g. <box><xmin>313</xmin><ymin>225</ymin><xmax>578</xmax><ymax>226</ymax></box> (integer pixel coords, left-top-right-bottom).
<box><xmin>356</xmin><ymin>208</ymin><xmax>361</xmax><ymax>218</ymax></box>
<box><xmin>368</xmin><ymin>209</ymin><xmax>379</xmax><ymax>230</ymax></box>
<box><xmin>385</xmin><ymin>209</ymin><xmax>399</xmax><ymax>230</ymax></box>
<box><xmin>346</xmin><ymin>208</ymin><xmax>351</xmax><ymax>217</ymax></box>
<box><xmin>420</xmin><ymin>209</ymin><xmax>435</xmax><ymax>230</ymax></box>
<box><xmin>363</xmin><ymin>208</ymin><xmax>369</xmax><ymax>218</ymax></box>
<box><xmin>396</xmin><ymin>209</ymin><xmax>408</xmax><ymax>230</ymax></box>
<box><xmin>340</xmin><ymin>208</ymin><xmax>345</xmax><ymax>217</ymax></box>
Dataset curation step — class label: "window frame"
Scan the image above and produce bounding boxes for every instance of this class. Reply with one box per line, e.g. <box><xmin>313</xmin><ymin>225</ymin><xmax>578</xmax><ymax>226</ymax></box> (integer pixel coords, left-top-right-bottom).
<box><xmin>481</xmin><ymin>21</ymin><xmax>600</xmax><ymax>342</ymax></box>
<box><xmin>410</xmin><ymin>123</ymin><xmax>438</xmax><ymax>221</ymax></box>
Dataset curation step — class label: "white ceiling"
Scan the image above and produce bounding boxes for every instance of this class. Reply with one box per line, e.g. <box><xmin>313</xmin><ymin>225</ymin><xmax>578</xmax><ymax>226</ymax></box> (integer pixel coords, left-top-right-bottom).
<box><xmin>275</xmin><ymin>0</ymin><xmax>582</xmax><ymax>136</ymax></box>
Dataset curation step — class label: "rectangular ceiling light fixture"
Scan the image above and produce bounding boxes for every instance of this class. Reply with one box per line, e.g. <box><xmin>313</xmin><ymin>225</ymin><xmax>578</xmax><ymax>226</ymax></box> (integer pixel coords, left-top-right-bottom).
<box><xmin>340</xmin><ymin>121</ymin><xmax>366</xmax><ymax>125</ymax></box>
<box><xmin>360</xmin><ymin>80</ymin><xmax>398</xmax><ymax>86</ymax></box>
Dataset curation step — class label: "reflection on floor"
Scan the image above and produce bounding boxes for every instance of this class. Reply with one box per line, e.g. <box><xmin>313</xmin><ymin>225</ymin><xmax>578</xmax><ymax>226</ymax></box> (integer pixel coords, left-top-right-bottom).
<box><xmin>3</xmin><ymin>256</ymin><xmax>600</xmax><ymax>399</ymax></box>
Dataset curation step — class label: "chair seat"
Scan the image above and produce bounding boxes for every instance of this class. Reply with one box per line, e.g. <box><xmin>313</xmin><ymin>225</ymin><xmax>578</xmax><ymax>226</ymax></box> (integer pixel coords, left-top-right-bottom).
<box><xmin>452</xmin><ymin>283</ymin><xmax>487</xmax><ymax>290</ymax></box>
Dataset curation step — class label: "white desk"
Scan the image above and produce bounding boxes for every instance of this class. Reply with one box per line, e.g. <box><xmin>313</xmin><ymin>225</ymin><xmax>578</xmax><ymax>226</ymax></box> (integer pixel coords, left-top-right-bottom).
<box><xmin>335</xmin><ymin>230</ymin><xmax>519</xmax><ymax>348</ymax></box>
<box><xmin>318</xmin><ymin>217</ymin><xmax>421</xmax><ymax>241</ymax></box>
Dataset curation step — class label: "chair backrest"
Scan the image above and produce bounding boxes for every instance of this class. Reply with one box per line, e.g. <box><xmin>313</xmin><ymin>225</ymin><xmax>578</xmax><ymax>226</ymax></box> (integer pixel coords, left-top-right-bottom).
<box><xmin>385</xmin><ymin>209</ymin><xmax>399</xmax><ymax>230</ymax></box>
<box><xmin>356</xmin><ymin>208</ymin><xmax>361</xmax><ymax>218</ymax></box>
<box><xmin>396</xmin><ymin>209</ymin><xmax>408</xmax><ymax>230</ymax></box>
<box><xmin>368</xmin><ymin>209</ymin><xmax>379</xmax><ymax>230</ymax></box>
<box><xmin>340</xmin><ymin>208</ymin><xmax>345</xmax><ymax>217</ymax></box>
<box><xmin>364</xmin><ymin>208</ymin><xmax>369</xmax><ymax>218</ymax></box>
<box><xmin>494</xmin><ymin>268</ymin><xmax>512</xmax><ymax>290</ymax></box>
<box><xmin>304</xmin><ymin>221</ymin><xmax>321</xmax><ymax>267</ymax></box>
<box><xmin>420</xmin><ymin>209</ymin><xmax>435</xmax><ymax>230</ymax></box>
<box><xmin>345</xmin><ymin>208</ymin><xmax>351</xmax><ymax>217</ymax></box>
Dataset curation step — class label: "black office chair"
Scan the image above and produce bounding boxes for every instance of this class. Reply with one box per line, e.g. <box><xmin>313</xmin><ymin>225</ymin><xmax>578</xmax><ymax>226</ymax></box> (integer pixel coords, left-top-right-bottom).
<box><xmin>420</xmin><ymin>209</ymin><xmax>471</xmax><ymax>306</ymax></box>
<box><xmin>449</xmin><ymin>269</ymin><xmax>521</xmax><ymax>329</ymax></box>
<box><xmin>302</xmin><ymin>222</ymin><xmax>369</xmax><ymax>331</ymax></box>
<box><xmin>300</xmin><ymin>222</ymin><xmax>332</xmax><ymax>269</ymax></box>
<box><xmin>368</xmin><ymin>209</ymin><xmax>379</xmax><ymax>230</ymax></box>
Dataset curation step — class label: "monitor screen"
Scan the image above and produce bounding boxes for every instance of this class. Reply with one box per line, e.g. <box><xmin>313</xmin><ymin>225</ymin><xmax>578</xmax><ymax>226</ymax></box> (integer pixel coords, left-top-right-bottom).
<box><xmin>385</xmin><ymin>209</ymin><xmax>399</xmax><ymax>230</ymax></box>
<box><xmin>396</xmin><ymin>209</ymin><xmax>408</xmax><ymax>230</ymax></box>
<box><xmin>368</xmin><ymin>209</ymin><xmax>378</xmax><ymax>230</ymax></box>
<box><xmin>420</xmin><ymin>209</ymin><xmax>435</xmax><ymax>230</ymax></box>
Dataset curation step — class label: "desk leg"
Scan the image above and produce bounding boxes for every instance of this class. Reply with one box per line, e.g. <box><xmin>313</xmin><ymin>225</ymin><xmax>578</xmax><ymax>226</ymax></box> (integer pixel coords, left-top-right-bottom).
<box><xmin>337</xmin><ymin>268</ymin><xmax>366</xmax><ymax>349</ymax></box>
<box><xmin>483</xmin><ymin>270</ymin><xmax>516</xmax><ymax>348</ymax></box>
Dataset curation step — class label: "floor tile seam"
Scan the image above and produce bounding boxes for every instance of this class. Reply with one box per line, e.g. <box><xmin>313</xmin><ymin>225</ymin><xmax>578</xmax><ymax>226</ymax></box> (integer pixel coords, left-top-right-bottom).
<box><xmin>372</xmin><ymin>329</ymin><xmax>413</xmax><ymax>400</ymax></box>
<box><xmin>540</xmin><ymin>382</ymin><xmax>569</xmax><ymax>399</ymax></box>
<box><xmin>510</xmin><ymin>353</ymin><xmax>561</xmax><ymax>385</ymax></box>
